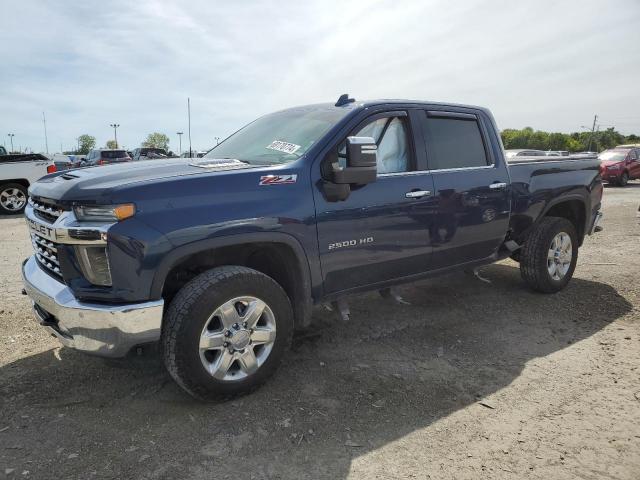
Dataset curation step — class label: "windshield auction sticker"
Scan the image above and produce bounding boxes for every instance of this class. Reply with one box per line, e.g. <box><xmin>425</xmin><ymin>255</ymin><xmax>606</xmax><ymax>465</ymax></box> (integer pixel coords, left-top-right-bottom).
<box><xmin>266</xmin><ymin>140</ymin><xmax>301</xmax><ymax>155</ymax></box>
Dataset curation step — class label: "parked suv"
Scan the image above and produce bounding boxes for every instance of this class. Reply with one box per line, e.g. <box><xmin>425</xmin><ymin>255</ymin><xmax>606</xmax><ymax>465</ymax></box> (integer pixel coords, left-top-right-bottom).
<box><xmin>83</xmin><ymin>149</ymin><xmax>131</xmax><ymax>166</ymax></box>
<box><xmin>598</xmin><ymin>147</ymin><xmax>640</xmax><ymax>186</ymax></box>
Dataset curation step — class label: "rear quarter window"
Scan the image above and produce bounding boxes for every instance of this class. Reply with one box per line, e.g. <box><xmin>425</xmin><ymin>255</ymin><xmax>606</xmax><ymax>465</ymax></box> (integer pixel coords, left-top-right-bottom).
<box><xmin>422</xmin><ymin>114</ymin><xmax>489</xmax><ymax>170</ymax></box>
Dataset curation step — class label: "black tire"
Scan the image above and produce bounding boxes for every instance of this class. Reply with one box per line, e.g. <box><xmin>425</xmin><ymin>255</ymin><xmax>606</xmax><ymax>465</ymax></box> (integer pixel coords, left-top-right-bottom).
<box><xmin>619</xmin><ymin>171</ymin><xmax>629</xmax><ymax>187</ymax></box>
<box><xmin>162</xmin><ymin>266</ymin><xmax>293</xmax><ymax>401</ymax></box>
<box><xmin>520</xmin><ymin>217</ymin><xmax>578</xmax><ymax>293</ymax></box>
<box><xmin>0</xmin><ymin>183</ymin><xmax>28</xmax><ymax>215</ymax></box>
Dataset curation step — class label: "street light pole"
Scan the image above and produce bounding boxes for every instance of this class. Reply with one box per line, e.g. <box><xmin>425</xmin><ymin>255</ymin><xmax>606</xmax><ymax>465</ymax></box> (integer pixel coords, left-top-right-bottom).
<box><xmin>7</xmin><ymin>134</ymin><xmax>15</xmax><ymax>152</ymax></box>
<box><xmin>214</xmin><ymin>136</ymin><xmax>220</xmax><ymax>145</ymax></box>
<box><xmin>187</xmin><ymin>98</ymin><xmax>192</xmax><ymax>158</ymax></box>
<box><xmin>42</xmin><ymin>112</ymin><xmax>49</xmax><ymax>154</ymax></box>
<box><xmin>177</xmin><ymin>132</ymin><xmax>183</xmax><ymax>155</ymax></box>
<box><xmin>110</xmin><ymin>123</ymin><xmax>120</xmax><ymax>149</ymax></box>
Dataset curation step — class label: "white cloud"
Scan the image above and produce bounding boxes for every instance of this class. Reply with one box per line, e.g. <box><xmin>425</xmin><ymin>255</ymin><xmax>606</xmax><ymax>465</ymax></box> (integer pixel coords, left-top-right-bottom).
<box><xmin>1</xmin><ymin>0</ymin><xmax>639</xmax><ymax>153</ymax></box>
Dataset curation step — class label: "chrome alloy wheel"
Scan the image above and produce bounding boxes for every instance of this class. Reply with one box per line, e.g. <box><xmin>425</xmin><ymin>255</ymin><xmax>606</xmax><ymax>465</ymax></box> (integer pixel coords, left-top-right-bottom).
<box><xmin>199</xmin><ymin>296</ymin><xmax>276</xmax><ymax>381</ymax></box>
<box><xmin>547</xmin><ymin>232</ymin><xmax>572</xmax><ymax>281</ymax></box>
<box><xmin>0</xmin><ymin>187</ymin><xmax>26</xmax><ymax>211</ymax></box>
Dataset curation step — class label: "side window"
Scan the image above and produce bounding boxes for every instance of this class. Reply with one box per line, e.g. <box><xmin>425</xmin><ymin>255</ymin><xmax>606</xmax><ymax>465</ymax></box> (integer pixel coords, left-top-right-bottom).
<box><xmin>339</xmin><ymin>116</ymin><xmax>410</xmax><ymax>174</ymax></box>
<box><xmin>630</xmin><ymin>149</ymin><xmax>638</xmax><ymax>160</ymax></box>
<box><xmin>423</xmin><ymin>114</ymin><xmax>489</xmax><ymax>170</ymax></box>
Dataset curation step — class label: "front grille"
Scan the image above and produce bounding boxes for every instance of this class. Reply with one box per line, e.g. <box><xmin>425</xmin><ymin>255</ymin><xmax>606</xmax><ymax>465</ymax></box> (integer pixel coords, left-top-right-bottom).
<box><xmin>28</xmin><ymin>198</ymin><xmax>65</xmax><ymax>224</ymax></box>
<box><xmin>31</xmin><ymin>232</ymin><xmax>63</xmax><ymax>279</ymax></box>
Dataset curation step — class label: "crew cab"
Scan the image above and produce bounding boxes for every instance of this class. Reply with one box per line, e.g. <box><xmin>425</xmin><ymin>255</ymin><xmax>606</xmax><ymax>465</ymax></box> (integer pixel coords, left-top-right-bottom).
<box><xmin>21</xmin><ymin>96</ymin><xmax>603</xmax><ymax>400</ymax></box>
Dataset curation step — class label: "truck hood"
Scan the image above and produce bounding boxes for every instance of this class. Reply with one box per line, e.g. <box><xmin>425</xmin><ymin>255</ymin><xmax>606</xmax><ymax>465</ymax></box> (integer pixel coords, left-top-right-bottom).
<box><xmin>30</xmin><ymin>158</ymin><xmax>257</xmax><ymax>204</ymax></box>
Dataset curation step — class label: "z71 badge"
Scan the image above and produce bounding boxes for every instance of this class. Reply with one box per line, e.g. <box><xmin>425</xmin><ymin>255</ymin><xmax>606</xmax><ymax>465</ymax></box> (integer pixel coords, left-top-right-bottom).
<box><xmin>259</xmin><ymin>174</ymin><xmax>297</xmax><ymax>186</ymax></box>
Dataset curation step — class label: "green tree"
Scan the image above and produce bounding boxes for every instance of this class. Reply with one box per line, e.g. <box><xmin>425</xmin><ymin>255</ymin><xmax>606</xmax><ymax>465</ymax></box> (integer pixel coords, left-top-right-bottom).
<box><xmin>105</xmin><ymin>139</ymin><xmax>118</xmax><ymax>149</ymax></box>
<box><xmin>500</xmin><ymin>127</ymin><xmax>640</xmax><ymax>153</ymax></box>
<box><xmin>76</xmin><ymin>134</ymin><xmax>96</xmax><ymax>154</ymax></box>
<box><xmin>142</xmin><ymin>132</ymin><xmax>170</xmax><ymax>150</ymax></box>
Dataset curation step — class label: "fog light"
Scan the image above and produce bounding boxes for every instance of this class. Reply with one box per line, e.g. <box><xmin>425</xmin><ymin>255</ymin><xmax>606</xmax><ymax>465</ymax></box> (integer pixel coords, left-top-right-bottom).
<box><xmin>75</xmin><ymin>245</ymin><xmax>112</xmax><ymax>286</ymax></box>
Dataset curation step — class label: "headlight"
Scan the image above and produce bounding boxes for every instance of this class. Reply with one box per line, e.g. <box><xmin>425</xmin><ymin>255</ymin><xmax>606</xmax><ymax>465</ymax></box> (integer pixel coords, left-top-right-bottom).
<box><xmin>75</xmin><ymin>245</ymin><xmax>112</xmax><ymax>286</ymax></box>
<box><xmin>74</xmin><ymin>204</ymin><xmax>135</xmax><ymax>222</ymax></box>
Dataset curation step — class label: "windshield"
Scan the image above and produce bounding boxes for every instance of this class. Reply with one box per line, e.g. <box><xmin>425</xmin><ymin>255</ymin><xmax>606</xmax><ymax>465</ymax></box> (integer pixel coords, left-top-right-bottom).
<box><xmin>205</xmin><ymin>106</ymin><xmax>351</xmax><ymax>165</ymax></box>
<box><xmin>599</xmin><ymin>150</ymin><xmax>627</xmax><ymax>162</ymax></box>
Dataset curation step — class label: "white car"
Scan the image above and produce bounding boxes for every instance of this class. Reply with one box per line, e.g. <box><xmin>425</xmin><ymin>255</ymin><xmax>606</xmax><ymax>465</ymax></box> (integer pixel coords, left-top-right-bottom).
<box><xmin>0</xmin><ymin>154</ymin><xmax>55</xmax><ymax>214</ymax></box>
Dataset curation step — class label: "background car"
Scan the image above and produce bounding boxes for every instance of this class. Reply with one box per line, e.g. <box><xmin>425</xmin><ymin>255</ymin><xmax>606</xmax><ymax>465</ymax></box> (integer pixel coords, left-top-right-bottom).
<box><xmin>598</xmin><ymin>147</ymin><xmax>640</xmax><ymax>186</ymax></box>
<box><xmin>504</xmin><ymin>149</ymin><xmax>547</xmax><ymax>158</ymax></box>
<box><xmin>180</xmin><ymin>151</ymin><xmax>207</xmax><ymax>158</ymax></box>
<box><xmin>131</xmin><ymin>147</ymin><xmax>173</xmax><ymax>161</ymax></box>
<box><xmin>82</xmin><ymin>149</ymin><xmax>131</xmax><ymax>166</ymax></box>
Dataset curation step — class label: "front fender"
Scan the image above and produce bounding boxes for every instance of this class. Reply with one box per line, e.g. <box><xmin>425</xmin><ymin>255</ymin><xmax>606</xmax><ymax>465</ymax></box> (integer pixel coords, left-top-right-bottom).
<box><xmin>150</xmin><ymin>231</ymin><xmax>315</xmax><ymax>326</ymax></box>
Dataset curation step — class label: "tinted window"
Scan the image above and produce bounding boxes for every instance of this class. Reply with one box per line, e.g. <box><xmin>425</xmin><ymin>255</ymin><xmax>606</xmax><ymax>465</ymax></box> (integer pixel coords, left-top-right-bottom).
<box><xmin>101</xmin><ymin>150</ymin><xmax>128</xmax><ymax>159</ymax></box>
<box><xmin>423</xmin><ymin>115</ymin><xmax>489</xmax><ymax>170</ymax></box>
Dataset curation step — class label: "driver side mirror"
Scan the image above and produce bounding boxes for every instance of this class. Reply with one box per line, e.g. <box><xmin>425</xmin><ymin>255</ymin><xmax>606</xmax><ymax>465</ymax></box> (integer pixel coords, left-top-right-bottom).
<box><xmin>332</xmin><ymin>136</ymin><xmax>377</xmax><ymax>185</ymax></box>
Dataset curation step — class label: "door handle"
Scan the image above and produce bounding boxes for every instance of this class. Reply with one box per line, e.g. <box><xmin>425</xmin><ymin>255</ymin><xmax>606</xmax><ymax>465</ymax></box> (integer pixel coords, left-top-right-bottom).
<box><xmin>489</xmin><ymin>182</ymin><xmax>507</xmax><ymax>190</ymax></box>
<box><xmin>405</xmin><ymin>190</ymin><xmax>432</xmax><ymax>199</ymax></box>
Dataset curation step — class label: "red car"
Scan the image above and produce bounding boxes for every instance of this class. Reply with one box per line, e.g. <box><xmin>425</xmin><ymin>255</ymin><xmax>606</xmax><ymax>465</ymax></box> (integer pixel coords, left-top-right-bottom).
<box><xmin>598</xmin><ymin>147</ymin><xmax>640</xmax><ymax>186</ymax></box>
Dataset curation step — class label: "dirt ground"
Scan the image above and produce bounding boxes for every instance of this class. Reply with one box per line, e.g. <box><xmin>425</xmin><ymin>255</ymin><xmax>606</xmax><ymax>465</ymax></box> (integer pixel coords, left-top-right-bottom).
<box><xmin>1</xmin><ymin>184</ymin><xmax>639</xmax><ymax>480</ymax></box>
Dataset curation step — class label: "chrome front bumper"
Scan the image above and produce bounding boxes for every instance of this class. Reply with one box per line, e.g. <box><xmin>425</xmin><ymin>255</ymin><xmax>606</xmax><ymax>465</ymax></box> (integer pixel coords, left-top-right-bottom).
<box><xmin>22</xmin><ymin>255</ymin><xmax>164</xmax><ymax>358</ymax></box>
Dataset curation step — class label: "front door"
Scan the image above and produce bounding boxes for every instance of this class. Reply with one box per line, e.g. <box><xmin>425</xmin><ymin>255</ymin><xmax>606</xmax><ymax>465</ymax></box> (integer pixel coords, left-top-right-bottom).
<box><xmin>315</xmin><ymin>110</ymin><xmax>436</xmax><ymax>294</ymax></box>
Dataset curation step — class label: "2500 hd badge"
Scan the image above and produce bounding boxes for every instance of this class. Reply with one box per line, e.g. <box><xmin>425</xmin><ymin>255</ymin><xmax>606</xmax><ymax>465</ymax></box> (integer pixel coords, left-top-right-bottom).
<box><xmin>328</xmin><ymin>237</ymin><xmax>374</xmax><ymax>250</ymax></box>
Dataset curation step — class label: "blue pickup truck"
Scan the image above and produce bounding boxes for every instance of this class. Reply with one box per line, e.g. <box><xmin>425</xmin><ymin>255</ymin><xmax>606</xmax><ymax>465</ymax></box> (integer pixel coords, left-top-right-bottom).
<box><xmin>21</xmin><ymin>96</ymin><xmax>603</xmax><ymax>399</ymax></box>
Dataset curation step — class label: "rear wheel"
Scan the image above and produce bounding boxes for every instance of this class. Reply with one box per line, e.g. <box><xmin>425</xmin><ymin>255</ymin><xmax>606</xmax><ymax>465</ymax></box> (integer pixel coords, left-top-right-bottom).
<box><xmin>162</xmin><ymin>266</ymin><xmax>293</xmax><ymax>400</ymax></box>
<box><xmin>0</xmin><ymin>183</ymin><xmax>28</xmax><ymax>214</ymax></box>
<box><xmin>520</xmin><ymin>217</ymin><xmax>578</xmax><ymax>293</ymax></box>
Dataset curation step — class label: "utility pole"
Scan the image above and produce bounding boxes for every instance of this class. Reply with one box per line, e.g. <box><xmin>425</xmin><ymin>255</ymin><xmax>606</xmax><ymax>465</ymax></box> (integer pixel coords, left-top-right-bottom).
<box><xmin>7</xmin><ymin>133</ymin><xmax>15</xmax><ymax>152</ymax></box>
<box><xmin>176</xmin><ymin>131</ymin><xmax>183</xmax><ymax>155</ymax></box>
<box><xmin>42</xmin><ymin>112</ymin><xmax>49</xmax><ymax>154</ymax></box>
<box><xmin>187</xmin><ymin>98</ymin><xmax>192</xmax><ymax>158</ymax></box>
<box><xmin>110</xmin><ymin>123</ymin><xmax>120</xmax><ymax>148</ymax></box>
<box><xmin>587</xmin><ymin>114</ymin><xmax>597</xmax><ymax>152</ymax></box>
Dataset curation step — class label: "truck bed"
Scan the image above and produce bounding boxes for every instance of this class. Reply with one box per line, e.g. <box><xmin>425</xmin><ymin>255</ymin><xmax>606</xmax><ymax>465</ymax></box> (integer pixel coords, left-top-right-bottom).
<box><xmin>507</xmin><ymin>154</ymin><xmax>602</xmax><ymax>245</ymax></box>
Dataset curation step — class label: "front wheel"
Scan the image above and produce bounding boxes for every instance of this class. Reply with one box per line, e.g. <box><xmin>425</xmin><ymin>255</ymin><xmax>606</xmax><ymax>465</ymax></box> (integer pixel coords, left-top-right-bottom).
<box><xmin>519</xmin><ymin>217</ymin><xmax>578</xmax><ymax>293</ymax></box>
<box><xmin>162</xmin><ymin>266</ymin><xmax>294</xmax><ymax>400</ymax></box>
<box><xmin>619</xmin><ymin>171</ymin><xmax>629</xmax><ymax>187</ymax></box>
<box><xmin>0</xmin><ymin>183</ymin><xmax>28</xmax><ymax>214</ymax></box>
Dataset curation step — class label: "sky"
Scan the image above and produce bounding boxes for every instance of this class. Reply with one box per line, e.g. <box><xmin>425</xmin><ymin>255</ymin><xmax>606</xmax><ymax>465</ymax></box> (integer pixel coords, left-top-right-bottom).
<box><xmin>1</xmin><ymin>0</ymin><xmax>639</xmax><ymax>154</ymax></box>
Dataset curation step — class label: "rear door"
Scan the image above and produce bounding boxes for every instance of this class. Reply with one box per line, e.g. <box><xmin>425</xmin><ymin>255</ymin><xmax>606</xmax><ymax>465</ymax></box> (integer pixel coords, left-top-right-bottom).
<box><xmin>420</xmin><ymin>109</ymin><xmax>510</xmax><ymax>269</ymax></box>
<box><xmin>315</xmin><ymin>109</ymin><xmax>436</xmax><ymax>294</ymax></box>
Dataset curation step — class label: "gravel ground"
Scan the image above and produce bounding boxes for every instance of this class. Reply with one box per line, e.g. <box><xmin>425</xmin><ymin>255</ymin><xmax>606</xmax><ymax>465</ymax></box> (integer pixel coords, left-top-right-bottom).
<box><xmin>1</xmin><ymin>184</ymin><xmax>639</xmax><ymax>480</ymax></box>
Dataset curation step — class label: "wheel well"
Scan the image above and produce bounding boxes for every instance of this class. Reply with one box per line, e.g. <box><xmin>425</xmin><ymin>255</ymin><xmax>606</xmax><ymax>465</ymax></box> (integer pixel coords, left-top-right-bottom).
<box><xmin>545</xmin><ymin>200</ymin><xmax>586</xmax><ymax>243</ymax></box>
<box><xmin>0</xmin><ymin>179</ymin><xmax>30</xmax><ymax>189</ymax></box>
<box><xmin>161</xmin><ymin>242</ymin><xmax>311</xmax><ymax>327</ymax></box>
